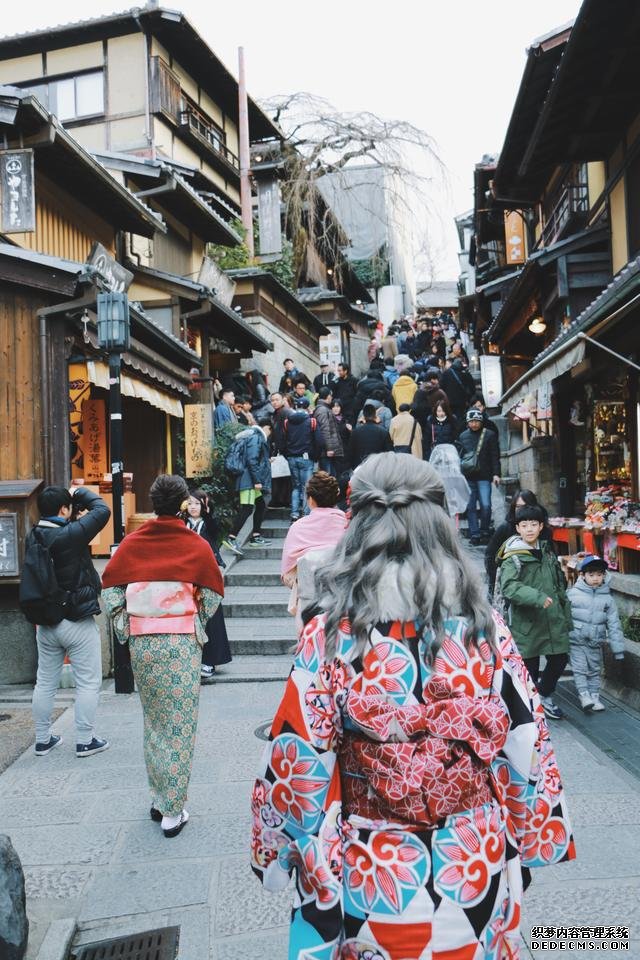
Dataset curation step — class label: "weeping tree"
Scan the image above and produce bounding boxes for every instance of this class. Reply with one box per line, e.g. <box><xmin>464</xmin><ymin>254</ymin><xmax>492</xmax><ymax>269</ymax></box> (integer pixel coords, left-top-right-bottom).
<box><xmin>260</xmin><ymin>92</ymin><xmax>445</xmax><ymax>290</ymax></box>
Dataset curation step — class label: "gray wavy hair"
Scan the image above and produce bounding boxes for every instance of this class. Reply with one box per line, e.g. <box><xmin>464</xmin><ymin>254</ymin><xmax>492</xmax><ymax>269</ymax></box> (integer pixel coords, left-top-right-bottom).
<box><xmin>313</xmin><ymin>452</ymin><xmax>496</xmax><ymax>659</ymax></box>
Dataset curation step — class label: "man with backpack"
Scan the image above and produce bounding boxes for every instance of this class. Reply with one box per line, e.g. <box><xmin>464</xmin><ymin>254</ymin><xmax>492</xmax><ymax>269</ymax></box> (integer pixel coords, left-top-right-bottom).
<box><xmin>225</xmin><ymin>419</ymin><xmax>273</xmax><ymax>546</ymax></box>
<box><xmin>282</xmin><ymin>397</ymin><xmax>320</xmax><ymax>521</ymax></box>
<box><xmin>22</xmin><ymin>485</ymin><xmax>111</xmax><ymax>757</ymax></box>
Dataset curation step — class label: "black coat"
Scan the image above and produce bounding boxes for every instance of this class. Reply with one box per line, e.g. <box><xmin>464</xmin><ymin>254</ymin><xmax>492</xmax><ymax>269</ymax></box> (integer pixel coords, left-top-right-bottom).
<box><xmin>332</xmin><ymin>375</ymin><xmax>359</xmax><ymax>424</ymax></box>
<box><xmin>36</xmin><ymin>488</ymin><xmax>110</xmax><ymax>620</ymax></box>
<box><xmin>349</xmin><ymin>422</ymin><xmax>393</xmax><ymax>468</ymax></box>
<box><xmin>456</xmin><ymin>427</ymin><xmax>501</xmax><ymax>481</ymax></box>
<box><xmin>441</xmin><ymin>365</ymin><xmax>476</xmax><ymax>414</ymax></box>
<box><xmin>353</xmin><ymin>374</ymin><xmax>395</xmax><ymax>419</ymax></box>
<box><xmin>185</xmin><ymin>517</ymin><xmax>231</xmax><ymax>666</ymax></box>
<box><xmin>423</xmin><ymin>414</ymin><xmax>460</xmax><ymax>459</ymax></box>
<box><xmin>313</xmin><ymin>372</ymin><xmax>337</xmax><ymax>393</ymax></box>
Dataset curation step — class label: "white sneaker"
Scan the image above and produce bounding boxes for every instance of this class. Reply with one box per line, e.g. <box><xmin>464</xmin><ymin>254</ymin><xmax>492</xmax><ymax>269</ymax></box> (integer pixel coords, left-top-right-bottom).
<box><xmin>578</xmin><ymin>692</ymin><xmax>594</xmax><ymax>711</ymax></box>
<box><xmin>590</xmin><ymin>696</ymin><xmax>605</xmax><ymax>712</ymax></box>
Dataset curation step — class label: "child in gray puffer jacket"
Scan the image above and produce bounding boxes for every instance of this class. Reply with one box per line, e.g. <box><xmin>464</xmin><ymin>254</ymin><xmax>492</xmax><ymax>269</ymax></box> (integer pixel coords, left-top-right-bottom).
<box><xmin>567</xmin><ymin>555</ymin><xmax>625</xmax><ymax>712</ymax></box>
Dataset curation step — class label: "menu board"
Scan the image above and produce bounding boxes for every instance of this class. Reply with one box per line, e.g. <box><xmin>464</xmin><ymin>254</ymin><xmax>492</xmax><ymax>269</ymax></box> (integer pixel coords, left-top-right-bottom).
<box><xmin>0</xmin><ymin>513</ymin><xmax>19</xmax><ymax>577</ymax></box>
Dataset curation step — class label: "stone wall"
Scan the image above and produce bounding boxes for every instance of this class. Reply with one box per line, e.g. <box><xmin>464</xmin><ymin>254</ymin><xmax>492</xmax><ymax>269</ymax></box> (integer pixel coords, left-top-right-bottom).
<box><xmin>240</xmin><ymin>313</ymin><xmax>321</xmax><ymax>391</ymax></box>
<box><xmin>500</xmin><ymin>436</ymin><xmax>560</xmax><ymax>514</ymax></box>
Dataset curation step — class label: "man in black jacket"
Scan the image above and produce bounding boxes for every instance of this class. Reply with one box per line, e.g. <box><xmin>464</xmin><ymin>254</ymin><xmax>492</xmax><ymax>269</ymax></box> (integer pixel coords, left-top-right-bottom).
<box><xmin>456</xmin><ymin>409</ymin><xmax>501</xmax><ymax>546</ymax></box>
<box><xmin>313</xmin><ymin>363</ymin><xmax>337</xmax><ymax>393</ymax></box>
<box><xmin>350</xmin><ymin>404</ymin><xmax>393</xmax><ymax>468</ymax></box>
<box><xmin>332</xmin><ymin>362</ymin><xmax>359</xmax><ymax>425</ymax></box>
<box><xmin>441</xmin><ymin>358</ymin><xmax>476</xmax><ymax>421</ymax></box>
<box><xmin>30</xmin><ymin>485</ymin><xmax>111</xmax><ymax>757</ymax></box>
<box><xmin>283</xmin><ymin>398</ymin><xmax>320</xmax><ymax>521</ymax></box>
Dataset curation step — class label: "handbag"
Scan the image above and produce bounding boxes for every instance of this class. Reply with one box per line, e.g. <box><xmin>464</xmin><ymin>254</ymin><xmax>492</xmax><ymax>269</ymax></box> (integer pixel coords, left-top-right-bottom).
<box><xmin>460</xmin><ymin>428</ymin><xmax>486</xmax><ymax>477</ymax></box>
<box><xmin>271</xmin><ymin>454</ymin><xmax>291</xmax><ymax>478</ymax></box>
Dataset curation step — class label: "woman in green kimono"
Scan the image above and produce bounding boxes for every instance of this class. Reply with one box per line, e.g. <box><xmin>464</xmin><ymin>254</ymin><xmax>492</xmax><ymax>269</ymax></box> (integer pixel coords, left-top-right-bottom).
<box><xmin>102</xmin><ymin>475</ymin><xmax>223</xmax><ymax>837</ymax></box>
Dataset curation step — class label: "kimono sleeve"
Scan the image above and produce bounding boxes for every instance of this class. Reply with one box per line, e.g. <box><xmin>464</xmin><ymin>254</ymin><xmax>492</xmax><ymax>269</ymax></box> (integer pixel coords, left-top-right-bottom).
<box><xmin>101</xmin><ymin>585</ymin><xmax>129</xmax><ymax>643</ymax></box>
<box><xmin>250</xmin><ymin>613</ymin><xmax>347</xmax><ymax>893</ymax></box>
<box><xmin>490</xmin><ymin>615</ymin><xmax>576</xmax><ymax>869</ymax></box>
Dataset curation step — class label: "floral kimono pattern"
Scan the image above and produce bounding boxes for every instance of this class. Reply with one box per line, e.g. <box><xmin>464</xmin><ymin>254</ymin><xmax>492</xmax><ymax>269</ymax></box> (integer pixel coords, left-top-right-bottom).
<box><xmin>251</xmin><ymin>613</ymin><xmax>575</xmax><ymax>960</ymax></box>
<box><xmin>103</xmin><ymin>584</ymin><xmax>220</xmax><ymax>816</ymax></box>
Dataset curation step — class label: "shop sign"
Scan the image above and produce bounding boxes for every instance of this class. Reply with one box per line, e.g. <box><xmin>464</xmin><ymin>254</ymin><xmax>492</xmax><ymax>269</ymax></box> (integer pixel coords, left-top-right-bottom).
<box><xmin>256</xmin><ymin>177</ymin><xmax>282</xmax><ymax>256</ymax></box>
<box><xmin>537</xmin><ymin>382</ymin><xmax>553</xmax><ymax>420</ymax></box>
<box><xmin>82</xmin><ymin>399</ymin><xmax>107</xmax><ymax>481</ymax></box>
<box><xmin>319</xmin><ymin>331</ymin><xmax>342</xmax><ymax>367</ymax></box>
<box><xmin>0</xmin><ymin>149</ymin><xmax>35</xmax><ymax>233</ymax></box>
<box><xmin>87</xmin><ymin>242</ymin><xmax>133</xmax><ymax>293</ymax></box>
<box><xmin>185</xmin><ymin>403</ymin><xmax>212</xmax><ymax>477</ymax></box>
<box><xmin>198</xmin><ymin>256</ymin><xmax>237</xmax><ymax>307</ymax></box>
<box><xmin>480</xmin><ymin>354</ymin><xmax>503</xmax><ymax>408</ymax></box>
<box><xmin>504</xmin><ymin>210</ymin><xmax>525</xmax><ymax>265</ymax></box>
<box><xmin>0</xmin><ymin>513</ymin><xmax>19</xmax><ymax>577</ymax></box>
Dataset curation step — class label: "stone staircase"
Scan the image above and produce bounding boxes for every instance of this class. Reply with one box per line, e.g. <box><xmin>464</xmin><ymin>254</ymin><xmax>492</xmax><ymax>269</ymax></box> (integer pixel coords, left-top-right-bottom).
<box><xmin>221</xmin><ymin>508</ymin><xmax>297</xmax><ymax>672</ymax></box>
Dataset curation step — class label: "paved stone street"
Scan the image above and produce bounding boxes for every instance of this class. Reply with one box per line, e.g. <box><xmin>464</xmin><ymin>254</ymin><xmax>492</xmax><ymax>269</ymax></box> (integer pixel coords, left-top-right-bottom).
<box><xmin>1</xmin><ymin>512</ymin><xmax>639</xmax><ymax>959</ymax></box>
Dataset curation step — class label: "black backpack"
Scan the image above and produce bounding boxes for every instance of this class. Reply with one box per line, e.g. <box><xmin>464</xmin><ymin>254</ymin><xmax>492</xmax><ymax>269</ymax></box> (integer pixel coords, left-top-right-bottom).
<box><xmin>19</xmin><ymin>527</ymin><xmax>71</xmax><ymax>626</ymax></box>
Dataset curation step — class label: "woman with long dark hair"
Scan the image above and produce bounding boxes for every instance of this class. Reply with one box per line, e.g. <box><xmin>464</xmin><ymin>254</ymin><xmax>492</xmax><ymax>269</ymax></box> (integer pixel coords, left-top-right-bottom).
<box><xmin>185</xmin><ymin>490</ymin><xmax>232</xmax><ymax>680</ymax></box>
<box><xmin>424</xmin><ymin>397</ymin><xmax>459</xmax><ymax>459</ymax></box>
<box><xmin>251</xmin><ymin>453</ymin><xmax>574</xmax><ymax>959</ymax></box>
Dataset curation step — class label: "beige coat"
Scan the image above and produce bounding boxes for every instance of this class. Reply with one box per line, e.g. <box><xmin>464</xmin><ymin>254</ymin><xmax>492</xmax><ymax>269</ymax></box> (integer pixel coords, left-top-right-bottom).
<box><xmin>389</xmin><ymin>411</ymin><xmax>423</xmax><ymax>458</ymax></box>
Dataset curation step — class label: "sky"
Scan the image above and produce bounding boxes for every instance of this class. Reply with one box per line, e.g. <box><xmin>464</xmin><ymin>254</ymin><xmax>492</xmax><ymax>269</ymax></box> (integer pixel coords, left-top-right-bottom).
<box><xmin>3</xmin><ymin>0</ymin><xmax>582</xmax><ymax>280</ymax></box>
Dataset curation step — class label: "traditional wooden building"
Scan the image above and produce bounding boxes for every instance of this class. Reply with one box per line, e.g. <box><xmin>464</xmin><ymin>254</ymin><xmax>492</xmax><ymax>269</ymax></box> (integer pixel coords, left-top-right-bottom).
<box><xmin>296</xmin><ymin>287</ymin><xmax>374</xmax><ymax>377</ymax></box>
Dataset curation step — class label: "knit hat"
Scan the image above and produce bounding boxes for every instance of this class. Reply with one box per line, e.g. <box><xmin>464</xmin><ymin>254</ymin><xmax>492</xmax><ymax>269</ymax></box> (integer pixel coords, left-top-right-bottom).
<box><xmin>579</xmin><ymin>554</ymin><xmax>607</xmax><ymax>573</ymax></box>
<box><xmin>466</xmin><ymin>409</ymin><xmax>484</xmax><ymax>422</ymax></box>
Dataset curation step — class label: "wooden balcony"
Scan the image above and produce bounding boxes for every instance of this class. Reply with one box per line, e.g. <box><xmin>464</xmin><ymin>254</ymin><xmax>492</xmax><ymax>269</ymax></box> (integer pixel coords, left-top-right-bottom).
<box><xmin>540</xmin><ymin>182</ymin><xmax>589</xmax><ymax>249</ymax></box>
<box><xmin>150</xmin><ymin>57</ymin><xmax>239</xmax><ymax>180</ymax></box>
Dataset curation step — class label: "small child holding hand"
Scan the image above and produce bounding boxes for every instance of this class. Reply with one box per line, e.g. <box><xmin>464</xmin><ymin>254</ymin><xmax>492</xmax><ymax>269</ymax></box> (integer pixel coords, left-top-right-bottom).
<box><xmin>567</xmin><ymin>554</ymin><xmax>625</xmax><ymax>712</ymax></box>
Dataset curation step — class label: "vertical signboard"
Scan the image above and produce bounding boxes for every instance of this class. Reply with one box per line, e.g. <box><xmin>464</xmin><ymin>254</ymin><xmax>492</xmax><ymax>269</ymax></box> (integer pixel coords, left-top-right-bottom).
<box><xmin>504</xmin><ymin>210</ymin><xmax>526</xmax><ymax>265</ymax></box>
<box><xmin>479</xmin><ymin>354</ymin><xmax>504</xmax><ymax>409</ymax></box>
<box><xmin>0</xmin><ymin>149</ymin><xmax>35</xmax><ymax>233</ymax></box>
<box><xmin>82</xmin><ymin>399</ymin><xmax>108</xmax><ymax>481</ymax></box>
<box><xmin>0</xmin><ymin>513</ymin><xmax>19</xmax><ymax>577</ymax></box>
<box><xmin>185</xmin><ymin>404</ymin><xmax>213</xmax><ymax>477</ymax></box>
<box><xmin>256</xmin><ymin>177</ymin><xmax>282</xmax><ymax>256</ymax></box>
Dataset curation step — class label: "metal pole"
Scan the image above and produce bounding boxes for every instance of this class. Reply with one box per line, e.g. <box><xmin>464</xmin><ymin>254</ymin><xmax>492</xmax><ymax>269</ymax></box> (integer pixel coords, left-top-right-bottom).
<box><xmin>109</xmin><ymin>350</ymin><xmax>134</xmax><ymax>693</ymax></box>
<box><xmin>238</xmin><ymin>46</ymin><xmax>254</xmax><ymax>258</ymax></box>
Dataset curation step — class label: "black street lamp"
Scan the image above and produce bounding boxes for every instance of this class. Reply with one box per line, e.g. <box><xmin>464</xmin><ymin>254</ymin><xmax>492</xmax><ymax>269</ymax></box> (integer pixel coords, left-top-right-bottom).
<box><xmin>97</xmin><ymin>291</ymin><xmax>134</xmax><ymax>694</ymax></box>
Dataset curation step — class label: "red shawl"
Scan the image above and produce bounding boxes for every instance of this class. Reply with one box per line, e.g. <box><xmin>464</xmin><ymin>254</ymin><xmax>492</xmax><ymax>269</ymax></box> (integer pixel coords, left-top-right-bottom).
<box><xmin>102</xmin><ymin>516</ymin><xmax>224</xmax><ymax>596</ymax></box>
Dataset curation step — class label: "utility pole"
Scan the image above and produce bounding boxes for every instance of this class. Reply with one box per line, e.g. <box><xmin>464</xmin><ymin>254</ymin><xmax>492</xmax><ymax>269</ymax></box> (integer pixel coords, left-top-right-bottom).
<box><xmin>238</xmin><ymin>46</ymin><xmax>254</xmax><ymax>258</ymax></box>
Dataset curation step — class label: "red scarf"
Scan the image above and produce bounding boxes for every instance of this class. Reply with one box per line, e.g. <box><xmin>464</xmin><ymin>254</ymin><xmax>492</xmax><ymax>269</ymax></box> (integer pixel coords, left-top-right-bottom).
<box><xmin>102</xmin><ymin>516</ymin><xmax>224</xmax><ymax>596</ymax></box>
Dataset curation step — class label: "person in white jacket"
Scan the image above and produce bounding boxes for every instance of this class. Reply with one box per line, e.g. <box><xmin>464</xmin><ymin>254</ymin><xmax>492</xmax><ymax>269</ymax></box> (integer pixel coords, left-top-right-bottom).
<box><xmin>567</xmin><ymin>554</ymin><xmax>626</xmax><ymax>712</ymax></box>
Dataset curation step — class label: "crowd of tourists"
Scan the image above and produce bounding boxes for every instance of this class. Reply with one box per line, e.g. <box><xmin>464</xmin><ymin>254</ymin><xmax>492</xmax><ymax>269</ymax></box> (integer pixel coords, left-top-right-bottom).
<box><xmin>19</xmin><ymin>309</ymin><xmax>629</xmax><ymax>957</ymax></box>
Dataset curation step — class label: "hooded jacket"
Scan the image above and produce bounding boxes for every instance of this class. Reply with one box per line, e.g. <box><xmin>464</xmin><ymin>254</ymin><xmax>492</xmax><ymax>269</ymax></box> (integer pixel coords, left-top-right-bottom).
<box><xmin>233</xmin><ymin>426</ymin><xmax>272</xmax><ymax>493</ymax></box>
<box><xmin>566</xmin><ymin>575</ymin><xmax>625</xmax><ymax>653</ymax></box>
<box><xmin>283</xmin><ymin>410</ymin><xmax>319</xmax><ymax>459</ymax></box>
<box><xmin>441</xmin><ymin>361</ymin><xmax>475</xmax><ymax>413</ymax></box>
<box><xmin>497</xmin><ymin>536</ymin><xmax>572</xmax><ymax>658</ymax></box>
<box><xmin>354</xmin><ymin>372</ymin><xmax>394</xmax><ymax>418</ymax></box>
<box><xmin>391</xmin><ymin>374</ymin><xmax>418</xmax><ymax>410</ymax></box>
<box><xmin>313</xmin><ymin>400</ymin><xmax>343</xmax><ymax>457</ymax></box>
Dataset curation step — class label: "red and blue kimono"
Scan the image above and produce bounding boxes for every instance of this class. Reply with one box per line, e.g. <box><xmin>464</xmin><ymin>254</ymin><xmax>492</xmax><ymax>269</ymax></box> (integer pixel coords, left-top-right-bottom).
<box><xmin>251</xmin><ymin>613</ymin><xmax>575</xmax><ymax>959</ymax></box>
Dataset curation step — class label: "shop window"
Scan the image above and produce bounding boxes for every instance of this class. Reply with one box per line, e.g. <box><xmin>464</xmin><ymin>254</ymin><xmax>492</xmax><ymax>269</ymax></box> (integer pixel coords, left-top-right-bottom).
<box><xmin>593</xmin><ymin>400</ymin><xmax>630</xmax><ymax>485</ymax></box>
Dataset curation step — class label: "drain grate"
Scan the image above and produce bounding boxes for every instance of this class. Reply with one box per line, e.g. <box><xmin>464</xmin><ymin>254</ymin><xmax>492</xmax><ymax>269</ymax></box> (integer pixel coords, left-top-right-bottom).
<box><xmin>71</xmin><ymin>926</ymin><xmax>180</xmax><ymax>960</ymax></box>
<box><xmin>0</xmin><ymin>714</ymin><xmax>11</xmax><ymax>722</ymax></box>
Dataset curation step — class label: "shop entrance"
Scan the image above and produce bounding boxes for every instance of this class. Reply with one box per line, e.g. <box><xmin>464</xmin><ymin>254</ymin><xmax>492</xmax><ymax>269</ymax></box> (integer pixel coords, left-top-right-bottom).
<box><xmin>122</xmin><ymin>397</ymin><xmax>167</xmax><ymax>512</ymax></box>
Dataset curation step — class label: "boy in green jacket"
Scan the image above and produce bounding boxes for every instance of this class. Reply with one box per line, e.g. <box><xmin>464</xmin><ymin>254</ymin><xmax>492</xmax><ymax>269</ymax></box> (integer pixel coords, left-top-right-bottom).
<box><xmin>497</xmin><ymin>504</ymin><xmax>573</xmax><ymax>720</ymax></box>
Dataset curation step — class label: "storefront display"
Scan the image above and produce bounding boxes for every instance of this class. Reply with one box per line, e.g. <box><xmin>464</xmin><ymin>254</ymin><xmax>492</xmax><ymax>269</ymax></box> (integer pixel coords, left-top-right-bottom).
<box><xmin>593</xmin><ymin>401</ymin><xmax>630</xmax><ymax>484</ymax></box>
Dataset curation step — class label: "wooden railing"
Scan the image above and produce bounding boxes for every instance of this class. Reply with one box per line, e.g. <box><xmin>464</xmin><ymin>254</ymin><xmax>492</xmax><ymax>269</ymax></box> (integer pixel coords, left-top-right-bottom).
<box><xmin>540</xmin><ymin>181</ymin><xmax>589</xmax><ymax>249</ymax></box>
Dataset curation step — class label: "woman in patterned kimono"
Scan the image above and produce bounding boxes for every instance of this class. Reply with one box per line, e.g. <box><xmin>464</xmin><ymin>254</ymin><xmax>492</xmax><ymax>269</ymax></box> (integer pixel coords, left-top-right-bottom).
<box><xmin>251</xmin><ymin>453</ymin><xmax>574</xmax><ymax>959</ymax></box>
<box><xmin>102</xmin><ymin>475</ymin><xmax>223</xmax><ymax>838</ymax></box>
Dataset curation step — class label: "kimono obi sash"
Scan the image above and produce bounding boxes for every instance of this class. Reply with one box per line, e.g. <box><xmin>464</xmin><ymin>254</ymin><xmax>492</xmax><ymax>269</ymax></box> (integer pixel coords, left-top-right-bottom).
<box><xmin>339</xmin><ymin>675</ymin><xmax>509</xmax><ymax>827</ymax></box>
<box><xmin>125</xmin><ymin>581</ymin><xmax>197</xmax><ymax>636</ymax></box>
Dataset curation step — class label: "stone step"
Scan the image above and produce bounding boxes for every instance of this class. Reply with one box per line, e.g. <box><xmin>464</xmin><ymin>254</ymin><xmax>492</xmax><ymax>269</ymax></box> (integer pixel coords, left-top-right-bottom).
<box><xmin>222</xmin><ymin>586</ymin><xmax>290</xmax><ymax>618</ymax></box>
<box><xmin>225</xmin><ymin>616</ymin><xmax>297</xmax><ymax>655</ymax></box>
<box><xmin>204</xmin><ymin>655</ymin><xmax>292</xmax><ymax>683</ymax></box>
<box><xmin>238</xmin><ymin>542</ymin><xmax>283</xmax><ymax>560</ymax></box>
<box><xmin>225</xmin><ymin>560</ymin><xmax>282</xmax><ymax>586</ymax></box>
<box><xmin>260</xmin><ymin>519</ymin><xmax>290</xmax><ymax>539</ymax></box>
<box><xmin>265</xmin><ymin>506</ymin><xmax>291</xmax><ymax>521</ymax></box>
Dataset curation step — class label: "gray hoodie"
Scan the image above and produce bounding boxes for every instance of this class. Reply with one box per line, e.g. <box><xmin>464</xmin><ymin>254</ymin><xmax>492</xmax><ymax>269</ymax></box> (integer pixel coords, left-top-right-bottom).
<box><xmin>566</xmin><ymin>575</ymin><xmax>625</xmax><ymax>654</ymax></box>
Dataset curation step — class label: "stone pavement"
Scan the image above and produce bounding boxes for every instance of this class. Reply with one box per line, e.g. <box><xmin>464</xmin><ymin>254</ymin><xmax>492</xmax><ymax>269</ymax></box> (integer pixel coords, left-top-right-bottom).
<box><xmin>1</xmin><ymin>665</ymin><xmax>639</xmax><ymax>959</ymax></box>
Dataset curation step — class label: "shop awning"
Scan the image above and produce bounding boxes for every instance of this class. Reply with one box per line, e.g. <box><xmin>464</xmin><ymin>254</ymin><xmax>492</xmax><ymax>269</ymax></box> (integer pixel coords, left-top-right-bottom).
<box><xmin>500</xmin><ymin>336</ymin><xmax>586</xmax><ymax>408</ymax></box>
<box><xmin>87</xmin><ymin>361</ymin><xmax>184</xmax><ymax>418</ymax></box>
